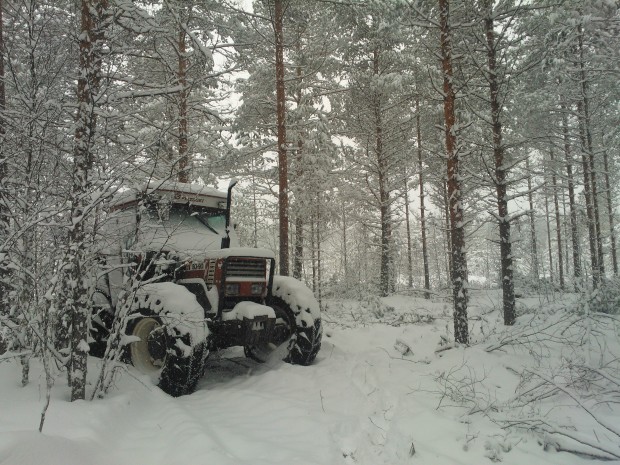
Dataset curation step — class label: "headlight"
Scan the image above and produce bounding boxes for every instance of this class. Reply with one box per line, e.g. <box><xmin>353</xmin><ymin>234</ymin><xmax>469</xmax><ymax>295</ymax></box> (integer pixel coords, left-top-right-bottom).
<box><xmin>225</xmin><ymin>283</ymin><xmax>240</xmax><ymax>295</ymax></box>
<box><xmin>251</xmin><ymin>283</ymin><xmax>263</xmax><ymax>295</ymax></box>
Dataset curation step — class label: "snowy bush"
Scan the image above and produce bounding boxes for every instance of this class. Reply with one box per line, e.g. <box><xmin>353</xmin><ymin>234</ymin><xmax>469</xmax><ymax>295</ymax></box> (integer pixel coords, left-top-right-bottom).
<box><xmin>588</xmin><ymin>277</ymin><xmax>620</xmax><ymax>315</ymax></box>
<box><xmin>435</xmin><ymin>299</ymin><xmax>620</xmax><ymax>461</ymax></box>
<box><xmin>360</xmin><ymin>294</ymin><xmax>385</xmax><ymax>319</ymax></box>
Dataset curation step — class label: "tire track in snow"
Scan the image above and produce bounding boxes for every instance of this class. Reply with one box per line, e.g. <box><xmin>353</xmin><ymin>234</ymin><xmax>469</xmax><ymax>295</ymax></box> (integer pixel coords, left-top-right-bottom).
<box><xmin>104</xmin><ymin>354</ymin><xmax>336</xmax><ymax>465</ymax></box>
<box><xmin>101</xmin><ymin>388</ymin><xmax>241</xmax><ymax>465</ymax></box>
<box><xmin>345</xmin><ymin>353</ymin><xmax>400</xmax><ymax>463</ymax></box>
<box><xmin>300</xmin><ymin>336</ymin><xmax>405</xmax><ymax>464</ymax></box>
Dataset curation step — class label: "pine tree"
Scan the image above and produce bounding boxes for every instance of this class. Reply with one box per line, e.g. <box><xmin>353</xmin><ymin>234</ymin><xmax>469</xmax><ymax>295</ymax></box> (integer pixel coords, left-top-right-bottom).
<box><xmin>481</xmin><ymin>0</ymin><xmax>516</xmax><ymax>324</ymax></box>
<box><xmin>0</xmin><ymin>0</ymin><xmax>8</xmax><ymax>316</ymax></box>
<box><xmin>438</xmin><ymin>0</ymin><xmax>468</xmax><ymax>344</ymax></box>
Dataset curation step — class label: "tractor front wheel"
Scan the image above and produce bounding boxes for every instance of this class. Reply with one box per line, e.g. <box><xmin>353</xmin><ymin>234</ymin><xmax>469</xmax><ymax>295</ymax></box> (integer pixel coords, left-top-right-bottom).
<box><xmin>126</xmin><ymin>308</ymin><xmax>207</xmax><ymax>397</ymax></box>
<box><xmin>245</xmin><ymin>294</ymin><xmax>322</xmax><ymax>365</ymax></box>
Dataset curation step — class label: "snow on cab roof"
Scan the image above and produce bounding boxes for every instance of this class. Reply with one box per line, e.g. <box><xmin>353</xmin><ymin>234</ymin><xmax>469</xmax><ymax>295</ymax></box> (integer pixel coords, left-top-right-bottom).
<box><xmin>110</xmin><ymin>179</ymin><xmax>227</xmax><ymax>209</ymax></box>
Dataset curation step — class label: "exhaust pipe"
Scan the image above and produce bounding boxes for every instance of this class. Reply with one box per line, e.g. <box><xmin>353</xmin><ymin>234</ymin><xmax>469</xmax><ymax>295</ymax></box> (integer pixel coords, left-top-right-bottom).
<box><xmin>221</xmin><ymin>178</ymin><xmax>238</xmax><ymax>249</ymax></box>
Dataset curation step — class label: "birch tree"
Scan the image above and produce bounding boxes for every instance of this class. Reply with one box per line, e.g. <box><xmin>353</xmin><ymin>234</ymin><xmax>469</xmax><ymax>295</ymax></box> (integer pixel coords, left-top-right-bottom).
<box><xmin>65</xmin><ymin>0</ymin><xmax>109</xmax><ymax>401</ymax></box>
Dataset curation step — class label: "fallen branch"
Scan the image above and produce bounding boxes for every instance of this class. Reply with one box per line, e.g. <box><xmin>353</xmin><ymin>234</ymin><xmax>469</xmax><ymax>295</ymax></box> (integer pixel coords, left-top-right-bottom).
<box><xmin>501</xmin><ymin>417</ymin><xmax>620</xmax><ymax>460</ymax></box>
<box><xmin>0</xmin><ymin>350</ymin><xmax>33</xmax><ymax>362</ymax></box>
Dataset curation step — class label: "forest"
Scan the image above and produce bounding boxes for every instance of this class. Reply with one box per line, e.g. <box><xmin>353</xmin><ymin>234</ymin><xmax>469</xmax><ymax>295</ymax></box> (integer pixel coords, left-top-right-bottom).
<box><xmin>0</xmin><ymin>0</ymin><xmax>619</xmax><ymax>463</ymax></box>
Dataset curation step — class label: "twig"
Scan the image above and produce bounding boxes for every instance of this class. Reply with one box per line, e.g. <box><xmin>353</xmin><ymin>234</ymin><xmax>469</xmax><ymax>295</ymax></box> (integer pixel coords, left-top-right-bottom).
<box><xmin>435</xmin><ymin>343</ymin><xmax>455</xmax><ymax>354</ymax></box>
<box><xmin>0</xmin><ymin>350</ymin><xmax>32</xmax><ymax>362</ymax></box>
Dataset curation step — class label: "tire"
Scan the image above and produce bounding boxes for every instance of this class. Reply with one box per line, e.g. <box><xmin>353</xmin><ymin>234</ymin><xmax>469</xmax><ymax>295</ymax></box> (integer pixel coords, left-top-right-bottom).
<box><xmin>125</xmin><ymin>284</ymin><xmax>208</xmax><ymax>397</ymax></box>
<box><xmin>89</xmin><ymin>289</ymin><xmax>114</xmax><ymax>358</ymax></box>
<box><xmin>245</xmin><ymin>295</ymin><xmax>322</xmax><ymax>366</ymax></box>
<box><xmin>89</xmin><ymin>312</ymin><xmax>113</xmax><ymax>359</ymax></box>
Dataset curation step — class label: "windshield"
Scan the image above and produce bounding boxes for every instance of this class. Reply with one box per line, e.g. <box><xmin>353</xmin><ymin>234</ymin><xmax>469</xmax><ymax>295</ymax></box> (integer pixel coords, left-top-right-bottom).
<box><xmin>145</xmin><ymin>200</ymin><xmax>227</xmax><ymax>237</ymax></box>
<box><xmin>192</xmin><ymin>208</ymin><xmax>227</xmax><ymax>235</ymax></box>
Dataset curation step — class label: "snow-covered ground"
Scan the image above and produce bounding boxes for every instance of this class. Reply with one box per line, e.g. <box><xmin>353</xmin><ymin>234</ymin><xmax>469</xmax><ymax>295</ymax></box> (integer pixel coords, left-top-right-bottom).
<box><xmin>1</xmin><ymin>290</ymin><xmax>619</xmax><ymax>465</ymax></box>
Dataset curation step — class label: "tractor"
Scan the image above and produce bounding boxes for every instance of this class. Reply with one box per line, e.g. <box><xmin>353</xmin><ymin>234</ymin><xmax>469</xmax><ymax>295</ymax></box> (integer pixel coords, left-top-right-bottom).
<box><xmin>91</xmin><ymin>180</ymin><xmax>322</xmax><ymax>396</ymax></box>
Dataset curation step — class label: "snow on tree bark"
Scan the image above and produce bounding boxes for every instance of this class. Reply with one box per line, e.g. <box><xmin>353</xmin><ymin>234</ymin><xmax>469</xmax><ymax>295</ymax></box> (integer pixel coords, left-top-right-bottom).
<box><xmin>526</xmin><ymin>158</ymin><xmax>540</xmax><ymax>284</ymax></box>
<box><xmin>442</xmin><ymin>179</ymin><xmax>452</xmax><ymax>279</ymax></box>
<box><xmin>67</xmin><ymin>0</ymin><xmax>108</xmax><ymax>401</ymax></box>
<box><xmin>274</xmin><ymin>0</ymin><xmax>289</xmax><ymax>276</ymax></box>
<box><xmin>0</xmin><ymin>0</ymin><xmax>8</xmax><ymax>313</ymax></box>
<box><xmin>577</xmin><ymin>99</ymin><xmax>600</xmax><ymax>288</ymax></box>
<box><xmin>560</xmin><ymin>98</ymin><xmax>582</xmax><ymax>282</ymax></box>
<box><xmin>483</xmin><ymin>0</ymin><xmax>515</xmax><ymax>325</ymax></box>
<box><xmin>550</xmin><ymin>148</ymin><xmax>564</xmax><ymax>289</ymax></box>
<box><xmin>602</xmin><ymin>142</ymin><xmax>618</xmax><ymax>275</ymax></box>
<box><xmin>373</xmin><ymin>47</ymin><xmax>393</xmax><ymax>297</ymax></box>
<box><xmin>577</xmin><ymin>23</ymin><xmax>604</xmax><ymax>287</ymax></box>
<box><xmin>544</xmin><ymin>182</ymin><xmax>554</xmax><ymax>286</ymax></box>
<box><xmin>416</xmin><ymin>97</ymin><xmax>431</xmax><ymax>299</ymax></box>
<box><xmin>439</xmin><ymin>0</ymin><xmax>468</xmax><ymax>344</ymax></box>
<box><xmin>177</xmin><ymin>8</ymin><xmax>189</xmax><ymax>183</ymax></box>
<box><xmin>404</xmin><ymin>174</ymin><xmax>413</xmax><ymax>289</ymax></box>
<box><xmin>293</xmin><ymin>64</ymin><xmax>304</xmax><ymax>281</ymax></box>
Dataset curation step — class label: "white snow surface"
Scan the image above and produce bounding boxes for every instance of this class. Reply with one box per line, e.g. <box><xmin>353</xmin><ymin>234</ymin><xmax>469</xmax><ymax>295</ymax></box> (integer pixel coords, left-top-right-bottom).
<box><xmin>223</xmin><ymin>301</ymin><xmax>276</xmax><ymax>321</ymax></box>
<box><xmin>272</xmin><ymin>275</ymin><xmax>321</xmax><ymax>328</ymax></box>
<box><xmin>1</xmin><ymin>290</ymin><xmax>619</xmax><ymax>465</ymax></box>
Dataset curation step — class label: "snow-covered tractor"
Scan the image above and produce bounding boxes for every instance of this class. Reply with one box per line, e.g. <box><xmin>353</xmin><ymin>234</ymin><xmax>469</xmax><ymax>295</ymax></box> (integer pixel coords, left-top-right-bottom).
<box><xmin>91</xmin><ymin>180</ymin><xmax>322</xmax><ymax>396</ymax></box>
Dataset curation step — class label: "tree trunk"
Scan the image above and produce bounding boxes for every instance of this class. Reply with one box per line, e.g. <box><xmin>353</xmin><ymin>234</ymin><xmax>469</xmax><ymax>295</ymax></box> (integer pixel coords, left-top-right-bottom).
<box><xmin>578</xmin><ymin>24</ymin><xmax>604</xmax><ymax>285</ymax></box>
<box><xmin>484</xmin><ymin>3</ymin><xmax>515</xmax><ymax>325</ymax></box>
<box><xmin>562</xmin><ymin>190</ymin><xmax>570</xmax><ymax>277</ymax></box>
<box><xmin>602</xmin><ymin>141</ymin><xmax>618</xmax><ymax>275</ymax></box>
<box><xmin>251</xmin><ymin>159</ymin><xmax>258</xmax><ymax>247</ymax></box>
<box><xmin>0</xmin><ymin>0</ymin><xmax>4</xmax><ymax>157</ymax></box>
<box><xmin>560</xmin><ymin>99</ymin><xmax>581</xmax><ymax>281</ymax></box>
<box><xmin>550</xmin><ymin>149</ymin><xmax>564</xmax><ymax>289</ymax></box>
<box><xmin>544</xmin><ymin>187</ymin><xmax>554</xmax><ymax>285</ymax></box>
<box><xmin>439</xmin><ymin>0</ymin><xmax>468</xmax><ymax>344</ymax></box>
<box><xmin>316</xmin><ymin>200</ymin><xmax>322</xmax><ymax>308</ymax></box>
<box><xmin>577</xmin><ymin>100</ymin><xmax>600</xmax><ymax>288</ymax></box>
<box><xmin>431</xmin><ymin>218</ymin><xmax>442</xmax><ymax>285</ymax></box>
<box><xmin>293</xmin><ymin>193</ymin><xmax>304</xmax><ymax>279</ymax></box>
<box><xmin>311</xmin><ymin>214</ymin><xmax>317</xmax><ymax>293</ymax></box>
<box><xmin>442</xmin><ymin>180</ymin><xmax>452</xmax><ymax>279</ymax></box>
<box><xmin>341</xmin><ymin>199</ymin><xmax>348</xmax><ymax>285</ymax></box>
<box><xmin>177</xmin><ymin>12</ymin><xmax>189</xmax><ymax>183</ymax></box>
<box><xmin>526</xmin><ymin>158</ymin><xmax>540</xmax><ymax>283</ymax></box>
<box><xmin>292</xmin><ymin>65</ymin><xmax>304</xmax><ymax>280</ymax></box>
<box><xmin>0</xmin><ymin>0</ymin><xmax>9</xmax><ymax>312</ymax></box>
<box><xmin>404</xmin><ymin>177</ymin><xmax>413</xmax><ymax>288</ymax></box>
<box><xmin>68</xmin><ymin>0</ymin><xmax>108</xmax><ymax>401</ymax></box>
<box><xmin>274</xmin><ymin>0</ymin><xmax>289</xmax><ymax>276</ymax></box>
<box><xmin>416</xmin><ymin>98</ymin><xmax>431</xmax><ymax>299</ymax></box>
<box><xmin>372</xmin><ymin>47</ymin><xmax>392</xmax><ymax>297</ymax></box>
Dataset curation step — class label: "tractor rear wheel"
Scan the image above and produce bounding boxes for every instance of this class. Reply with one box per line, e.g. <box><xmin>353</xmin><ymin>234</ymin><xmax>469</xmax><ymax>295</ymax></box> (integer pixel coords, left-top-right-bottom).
<box><xmin>245</xmin><ymin>294</ymin><xmax>322</xmax><ymax>365</ymax></box>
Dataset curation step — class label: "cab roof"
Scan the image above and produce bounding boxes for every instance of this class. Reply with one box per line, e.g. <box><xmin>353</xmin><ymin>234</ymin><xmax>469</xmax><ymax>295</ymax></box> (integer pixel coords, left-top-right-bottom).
<box><xmin>110</xmin><ymin>180</ymin><xmax>227</xmax><ymax>210</ymax></box>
